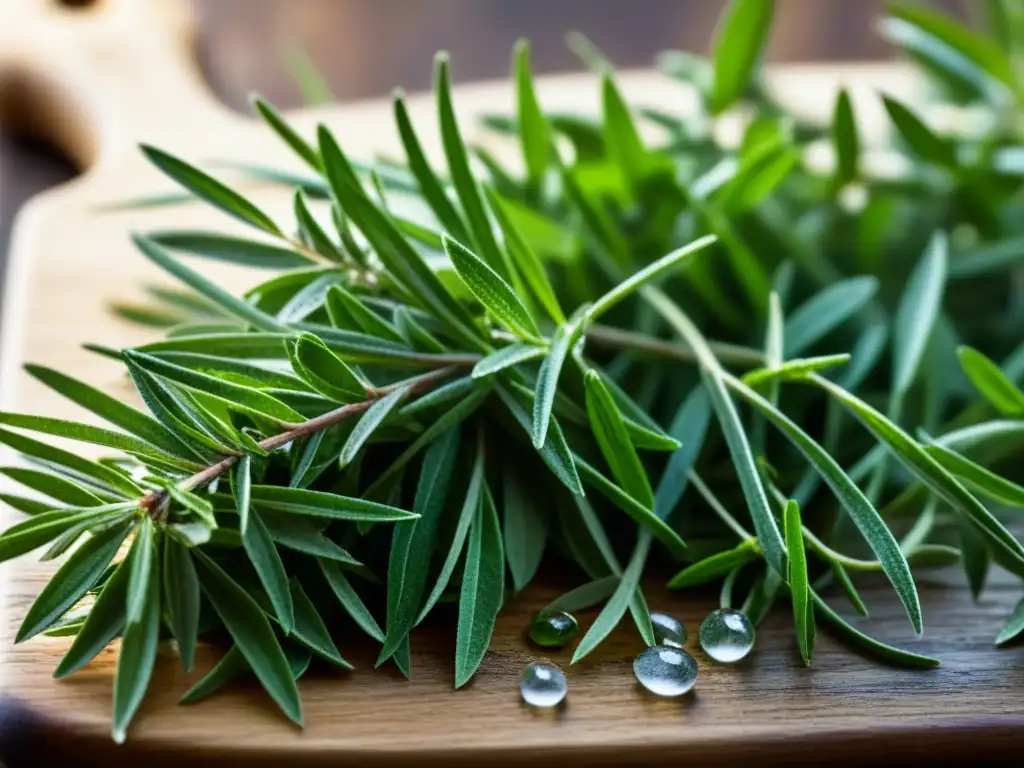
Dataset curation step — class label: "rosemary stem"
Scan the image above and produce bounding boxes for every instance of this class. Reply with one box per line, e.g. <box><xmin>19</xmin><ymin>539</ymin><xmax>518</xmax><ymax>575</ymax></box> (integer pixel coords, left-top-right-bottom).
<box><xmin>584</xmin><ymin>324</ymin><xmax>765</xmax><ymax>368</ymax></box>
<box><xmin>175</xmin><ymin>365</ymin><xmax>459</xmax><ymax>495</ymax></box>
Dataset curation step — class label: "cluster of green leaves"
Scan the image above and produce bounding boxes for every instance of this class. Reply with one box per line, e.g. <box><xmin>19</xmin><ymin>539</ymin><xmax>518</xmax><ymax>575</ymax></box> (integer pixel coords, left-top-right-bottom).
<box><xmin>5</xmin><ymin>0</ymin><xmax>1024</xmax><ymax>742</ymax></box>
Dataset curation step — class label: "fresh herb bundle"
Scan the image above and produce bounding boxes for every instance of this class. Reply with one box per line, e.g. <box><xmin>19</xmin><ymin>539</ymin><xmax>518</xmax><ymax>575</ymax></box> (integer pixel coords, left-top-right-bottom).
<box><xmin>4</xmin><ymin>0</ymin><xmax>1024</xmax><ymax>743</ymax></box>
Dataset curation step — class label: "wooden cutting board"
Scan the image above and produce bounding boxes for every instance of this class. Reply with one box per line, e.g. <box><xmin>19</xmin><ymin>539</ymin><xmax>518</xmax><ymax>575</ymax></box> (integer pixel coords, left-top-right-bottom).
<box><xmin>1</xmin><ymin>1</ymin><xmax>1023</xmax><ymax>765</ymax></box>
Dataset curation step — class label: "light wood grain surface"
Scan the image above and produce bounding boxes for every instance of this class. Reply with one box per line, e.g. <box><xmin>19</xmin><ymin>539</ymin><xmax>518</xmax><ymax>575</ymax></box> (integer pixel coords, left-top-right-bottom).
<box><xmin>0</xmin><ymin>0</ymin><xmax>1022</xmax><ymax>765</ymax></box>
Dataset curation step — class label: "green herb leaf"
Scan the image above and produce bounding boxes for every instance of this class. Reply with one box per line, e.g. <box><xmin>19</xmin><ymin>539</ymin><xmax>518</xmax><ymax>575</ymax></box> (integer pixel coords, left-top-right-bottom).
<box><xmin>832</xmin><ymin>88</ymin><xmax>859</xmax><ymax>184</ymax></box>
<box><xmin>783</xmin><ymin>277</ymin><xmax>878</xmax><ymax>356</ymax></box>
<box><xmin>472</xmin><ymin>342</ymin><xmax>546</xmax><ymax>379</ymax></box>
<box><xmin>140</xmin><ymin>145</ymin><xmax>282</xmax><ymax>235</ymax></box>
<box><xmin>111</xmin><ymin>533</ymin><xmax>161</xmax><ymax>744</ymax></box>
<box><xmin>584</xmin><ymin>370</ymin><xmax>654</xmax><ymax>510</ymax></box>
<box><xmin>893</xmin><ymin>232</ymin><xmax>948</xmax><ymax>400</ymax></box>
<box><xmin>250</xmin><ymin>485</ymin><xmax>416</xmax><ymax>522</ymax></box>
<box><xmin>148</xmin><ymin>230</ymin><xmax>313</xmax><ymax>269</ymax></box>
<box><xmin>16</xmin><ymin>522</ymin><xmax>130</xmax><ymax>644</ymax></box>
<box><xmin>319</xmin><ymin>558</ymin><xmax>385</xmax><ymax>643</ymax></box>
<box><xmin>379</xmin><ymin>428</ymin><xmax>461</xmax><ymax>663</ymax></box>
<box><xmin>710</xmin><ymin>0</ymin><xmax>776</xmax><ymax>114</ymax></box>
<box><xmin>339</xmin><ymin>387</ymin><xmax>410</xmax><ymax>466</ymax></box>
<box><xmin>514</xmin><ymin>39</ymin><xmax>551</xmax><ymax>185</ymax></box>
<box><xmin>125</xmin><ymin>517</ymin><xmax>155</xmax><ymax>625</ymax></box>
<box><xmin>958</xmin><ymin>345</ymin><xmax>1024</xmax><ymax>415</ymax></box>
<box><xmin>192</xmin><ymin>549</ymin><xmax>303</xmax><ymax>726</ymax></box>
<box><xmin>881</xmin><ymin>95</ymin><xmax>956</xmax><ymax>166</ymax></box>
<box><xmin>162</xmin><ymin>533</ymin><xmax>201</xmax><ymax>673</ymax></box>
<box><xmin>418</xmin><ymin>440</ymin><xmax>486</xmax><ymax>623</ymax></box>
<box><xmin>996</xmin><ymin>598</ymin><xmax>1024</xmax><ymax>646</ymax></box>
<box><xmin>667</xmin><ymin>539</ymin><xmax>759</xmax><ymax>589</ymax></box>
<box><xmin>454</xmin><ymin>484</ymin><xmax>505</xmax><ymax>687</ymax></box>
<box><xmin>502</xmin><ymin>464</ymin><xmax>548</xmax><ymax>594</ymax></box>
<box><xmin>784</xmin><ymin>499</ymin><xmax>814</xmax><ymax>665</ymax></box>
<box><xmin>443</xmin><ymin>235</ymin><xmax>541</xmax><ymax>342</ymax></box>
<box><xmin>532</xmin><ymin>318</ymin><xmax>581</xmax><ymax>449</ymax></box>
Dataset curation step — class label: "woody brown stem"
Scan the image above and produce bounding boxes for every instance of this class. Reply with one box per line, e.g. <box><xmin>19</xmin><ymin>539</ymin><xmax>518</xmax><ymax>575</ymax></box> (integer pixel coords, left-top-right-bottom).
<box><xmin>143</xmin><ymin>366</ymin><xmax>461</xmax><ymax>510</ymax></box>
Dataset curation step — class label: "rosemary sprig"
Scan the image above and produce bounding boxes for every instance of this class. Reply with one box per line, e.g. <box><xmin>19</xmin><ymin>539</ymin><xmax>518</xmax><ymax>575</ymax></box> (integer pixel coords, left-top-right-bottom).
<box><xmin>4</xmin><ymin>0</ymin><xmax>1024</xmax><ymax>742</ymax></box>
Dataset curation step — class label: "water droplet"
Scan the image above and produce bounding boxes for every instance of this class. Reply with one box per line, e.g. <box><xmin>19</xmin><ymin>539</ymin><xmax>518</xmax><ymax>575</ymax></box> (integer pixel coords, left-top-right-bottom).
<box><xmin>650</xmin><ymin>612</ymin><xmax>687</xmax><ymax>648</ymax></box>
<box><xmin>519</xmin><ymin>662</ymin><xmax>568</xmax><ymax>708</ymax></box>
<box><xmin>529</xmin><ymin>610</ymin><xmax>578</xmax><ymax>649</ymax></box>
<box><xmin>699</xmin><ymin>608</ymin><xmax>755</xmax><ymax>663</ymax></box>
<box><xmin>633</xmin><ymin>646</ymin><xmax>698</xmax><ymax>697</ymax></box>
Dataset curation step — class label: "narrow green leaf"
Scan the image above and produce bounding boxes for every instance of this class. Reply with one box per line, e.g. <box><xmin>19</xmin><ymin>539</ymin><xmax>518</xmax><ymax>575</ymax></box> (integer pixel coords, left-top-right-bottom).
<box><xmin>888</xmin><ymin>1</ymin><xmax>1013</xmax><ymax>85</ymax></box>
<box><xmin>133</xmin><ymin>235</ymin><xmax>287</xmax><ymax>333</ymax></box>
<box><xmin>496</xmin><ymin>385</ymin><xmax>583</xmax><ymax>496</ymax></box>
<box><xmin>958</xmin><ymin>345</ymin><xmax>1024</xmax><ymax>415</ymax></box>
<box><xmin>893</xmin><ymin>232</ymin><xmax>947</xmax><ymax>399</ymax></box>
<box><xmin>125</xmin><ymin>518</ymin><xmax>155</xmax><ymax>625</ymax></box>
<box><xmin>261</xmin><ymin>513</ymin><xmax>359</xmax><ymax>564</ymax></box>
<box><xmin>394</xmin><ymin>92</ymin><xmax>468</xmax><ymax>241</ymax></box>
<box><xmin>925</xmin><ymin>442</ymin><xmax>1024</xmax><ymax>507</ymax></box>
<box><xmin>163</xmin><ymin>534</ymin><xmax>200</xmax><ymax>673</ymax></box>
<box><xmin>532</xmin><ymin>319</ymin><xmax>581</xmax><ymax>449</ymax></box>
<box><xmin>418</xmin><ymin>442</ymin><xmax>485</xmax><ymax>623</ymax></box>
<box><xmin>243</xmin><ymin>508</ymin><xmax>294</xmax><ymax>634</ymax></box>
<box><xmin>148</xmin><ymin>230</ymin><xmax>312</xmax><ymax>269</ymax></box>
<box><xmin>832</xmin><ymin>88</ymin><xmax>859</xmax><ymax>184</ymax></box>
<box><xmin>339</xmin><ymin>387</ymin><xmax>410</xmax><ymax>466</ymax></box>
<box><xmin>514</xmin><ymin>39</ymin><xmax>551</xmax><ymax>184</ymax></box>
<box><xmin>140</xmin><ymin>145</ymin><xmax>282</xmax><ymax>235</ymax></box>
<box><xmin>443</xmin><ymin>235</ymin><xmax>540</xmax><ymax>342</ymax></box>
<box><xmin>484</xmin><ymin>186</ymin><xmax>565</xmax><ymax>324</ymax></box>
<box><xmin>543</xmin><ymin>576</ymin><xmax>619</xmax><ymax>613</ymax></box>
<box><xmin>379</xmin><ymin>428</ymin><xmax>461</xmax><ymax>663</ymax></box>
<box><xmin>727</xmin><ymin>375</ymin><xmax>923</xmax><ymax>633</ymax></box>
<box><xmin>812</xmin><ymin>591</ymin><xmax>940</xmax><ymax>668</ymax></box>
<box><xmin>996</xmin><ymin>598</ymin><xmax>1024</xmax><ymax>646</ymax></box>
<box><xmin>368</xmin><ymin>384</ymin><xmax>492</xmax><ymax>497</ymax></box>
<box><xmin>16</xmin><ymin>522</ymin><xmax>130</xmax><ymax>644</ymax></box>
<box><xmin>741</xmin><ymin>354</ymin><xmax>852</xmax><ymax>389</ymax></box>
<box><xmin>654</xmin><ymin>387</ymin><xmax>712</xmax><ymax>518</ymax></box>
<box><xmin>325</xmin><ymin>285</ymin><xmax>405</xmax><ymax>343</ymax></box>
<box><xmin>291</xmin><ymin>332</ymin><xmax>366</xmax><ymax>402</ymax></box>
<box><xmin>472</xmin><ymin>342</ymin><xmax>546</xmax><ymax>379</ymax></box>
<box><xmin>179</xmin><ymin>645</ymin><xmax>249</xmax><ymax>704</ymax></box>
<box><xmin>573</xmin><ymin>455</ymin><xmax>686</xmax><ymax>557</ymax></box>
<box><xmin>289</xmin><ymin>579</ymin><xmax>351</xmax><ymax>668</ymax></box>
<box><xmin>585</xmin><ymin>235</ymin><xmax>718</xmax><ymax>324</ymax></box>
<box><xmin>251</xmin><ymin>484</ymin><xmax>416</xmax><ymax>522</ymax></box>
<box><xmin>881</xmin><ymin>95</ymin><xmax>956</xmax><ymax>166</ymax></box>
<box><xmin>252</xmin><ymin>95</ymin><xmax>321</xmax><ymax>172</ymax></box>
<box><xmin>958</xmin><ymin>517</ymin><xmax>990</xmax><ymax>601</ymax></box>
<box><xmin>435</xmin><ymin>53</ymin><xmax>509</xmax><ymax>278</ymax></box>
<box><xmin>710</xmin><ymin>0</ymin><xmax>776</xmax><ymax>114</ymax></box>
<box><xmin>783</xmin><ymin>276</ymin><xmax>879</xmax><ymax>356</ymax></box>
<box><xmin>192</xmin><ymin>549</ymin><xmax>303</xmax><ymax>726</ymax></box>
<box><xmin>0</xmin><ymin>467</ymin><xmax>103</xmax><ymax>508</ymax></box>
<box><xmin>784</xmin><ymin>500</ymin><xmax>814</xmax><ymax>665</ymax></box>
<box><xmin>126</xmin><ymin>350</ymin><xmax>303</xmax><ymax>424</ymax></box>
<box><xmin>667</xmin><ymin>539</ymin><xmax>759</xmax><ymax>589</ymax></box>
<box><xmin>502</xmin><ymin>465</ymin><xmax>547</xmax><ymax>594</ymax></box>
<box><xmin>833</xmin><ymin>562</ymin><xmax>870</xmax><ymax>616</ymax></box>
<box><xmin>584</xmin><ymin>370</ymin><xmax>654</xmax><ymax>510</ymax></box>
<box><xmin>318</xmin><ymin>127</ymin><xmax>482</xmax><ymax>351</ymax></box>
<box><xmin>0</xmin><ymin>506</ymin><xmax>129</xmax><ymax>564</ymax></box>
<box><xmin>602</xmin><ymin>74</ymin><xmax>648</xmax><ymax>189</ymax></box>
<box><xmin>0</xmin><ymin>428</ymin><xmax>141</xmax><ymax>497</ymax></box>
<box><xmin>814</xmin><ymin>375</ymin><xmax>1024</xmax><ymax>575</ymax></box>
<box><xmin>294</xmin><ymin>192</ymin><xmax>345</xmax><ymax>262</ymax></box>
<box><xmin>111</xmin><ymin>537</ymin><xmax>161</xmax><ymax>744</ymax></box>
<box><xmin>572</xmin><ymin>533</ymin><xmax>655</xmax><ymax>663</ymax></box>
<box><xmin>26</xmin><ymin>364</ymin><xmax>195</xmax><ymax>460</ymax></box>
<box><xmin>455</xmin><ymin>485</ymin><xmax>505</xmax><ymax>687</ymax></box>
<box><xmin>319</xmin><ymin>558</ymin><xmax>385</xmax><ymax>643</ymax></box>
